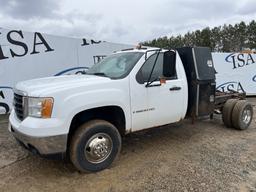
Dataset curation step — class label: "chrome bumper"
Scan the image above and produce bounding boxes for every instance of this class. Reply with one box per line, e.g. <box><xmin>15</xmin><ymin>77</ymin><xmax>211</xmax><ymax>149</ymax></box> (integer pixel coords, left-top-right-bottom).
<box><xmin>10</xmin><ymin>126</ymin><xmax>67</xmax><ymax>156</ymax></box>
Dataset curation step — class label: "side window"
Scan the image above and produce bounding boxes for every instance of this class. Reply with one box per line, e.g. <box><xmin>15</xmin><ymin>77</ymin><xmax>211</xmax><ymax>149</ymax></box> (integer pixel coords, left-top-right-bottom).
<box><xmin>136</xmin><ymin>52</ymin><xmax>176</xmax><ymax>84</ymax></box>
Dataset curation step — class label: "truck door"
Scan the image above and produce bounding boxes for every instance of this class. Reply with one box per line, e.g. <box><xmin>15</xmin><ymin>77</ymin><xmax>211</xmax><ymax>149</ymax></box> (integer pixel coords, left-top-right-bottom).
<box><xmin>133</xmin><ymin>51</ymin><xmax>185</xmax><ymax>130</ymax></box>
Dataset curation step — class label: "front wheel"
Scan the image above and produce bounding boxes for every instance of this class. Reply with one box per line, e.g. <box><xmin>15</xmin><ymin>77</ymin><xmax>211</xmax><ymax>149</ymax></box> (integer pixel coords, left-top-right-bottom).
<box><xmin>70</xmin><ymin>120</ymin><xmax>121</xmax><ymax>172</ymax></box>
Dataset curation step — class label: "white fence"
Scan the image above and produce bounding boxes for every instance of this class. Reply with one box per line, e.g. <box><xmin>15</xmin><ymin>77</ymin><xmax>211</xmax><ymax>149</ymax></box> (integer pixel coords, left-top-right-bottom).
<box><xmin>0</xmin><ymin>28</ymin><xmax>255</xmax><ymax>114</ymax></box>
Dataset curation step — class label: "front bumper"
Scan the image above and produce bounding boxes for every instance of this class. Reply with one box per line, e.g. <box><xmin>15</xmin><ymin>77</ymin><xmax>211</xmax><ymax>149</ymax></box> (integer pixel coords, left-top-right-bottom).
<box><xmin>9</xmin><ymin>110</ymin><xmax>68</xmax><ymax>157</ymax></box>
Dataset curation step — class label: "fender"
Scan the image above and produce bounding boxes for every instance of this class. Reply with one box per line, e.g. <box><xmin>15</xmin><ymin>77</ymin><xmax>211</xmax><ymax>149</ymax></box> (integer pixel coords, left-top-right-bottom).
<box><xmin>55</xmin><ymin>88</ymin><xmax>131</xmax><ymax>133</ymax></box>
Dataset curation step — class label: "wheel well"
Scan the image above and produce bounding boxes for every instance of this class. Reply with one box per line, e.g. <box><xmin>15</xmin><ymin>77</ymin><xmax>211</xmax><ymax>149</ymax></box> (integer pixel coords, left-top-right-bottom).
<box><xmin>68</xmin><ymin>106</ymin><xmax>126</xmax><ymax>145</ymax></box>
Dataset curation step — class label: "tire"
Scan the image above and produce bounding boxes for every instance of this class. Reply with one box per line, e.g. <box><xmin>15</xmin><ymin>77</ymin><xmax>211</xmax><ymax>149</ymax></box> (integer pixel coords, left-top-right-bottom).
<box><xmin>70</xmin><ymin>120</ymin><xmax>121</xmax><ymax>172</ymax></box>
<box><xmin>222</xmin><ymin>99</ymin><xmax>238</xmax><ymax>128</ymax></box>
<box><xmin>231</xmin><ymin>100</ymin><xmax>253</xmax><ymax>130</ymax></box>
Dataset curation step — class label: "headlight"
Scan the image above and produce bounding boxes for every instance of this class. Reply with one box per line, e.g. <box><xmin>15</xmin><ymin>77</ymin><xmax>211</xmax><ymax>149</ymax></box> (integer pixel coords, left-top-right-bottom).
<box><xmin>28</xmin><ymin>97</ymin><xmax>54</xmax><ymax>118</ymax></box>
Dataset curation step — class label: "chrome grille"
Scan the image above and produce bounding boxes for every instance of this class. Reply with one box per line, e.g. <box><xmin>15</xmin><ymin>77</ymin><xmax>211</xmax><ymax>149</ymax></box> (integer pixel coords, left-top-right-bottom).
<box><xmin>14</xmin><ymin>93</ymin><xmax>24</xmax><ymax>121</ymax></box>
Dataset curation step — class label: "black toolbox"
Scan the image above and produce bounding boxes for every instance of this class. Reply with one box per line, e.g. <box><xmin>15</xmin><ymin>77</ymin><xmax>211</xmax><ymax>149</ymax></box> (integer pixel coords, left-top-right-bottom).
<box><xmin>177</xmin><ymin>47</ymin><xmax>216</xmax><ymax>118</ymax></box>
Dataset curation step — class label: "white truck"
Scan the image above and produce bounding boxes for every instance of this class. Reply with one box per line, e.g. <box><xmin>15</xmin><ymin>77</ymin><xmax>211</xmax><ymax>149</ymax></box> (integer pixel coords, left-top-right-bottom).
<box><xmin>9</xmin><ymin>46</ymin><xmax>254</xmax><ymax>172</ymax></box>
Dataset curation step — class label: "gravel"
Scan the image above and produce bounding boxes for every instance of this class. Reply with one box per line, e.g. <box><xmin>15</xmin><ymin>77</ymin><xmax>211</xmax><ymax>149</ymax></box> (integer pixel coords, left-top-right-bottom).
<box><xmin>0</xmin><ymin>98</ymin><xmax>255</xmax><ymax>192</ymax></box>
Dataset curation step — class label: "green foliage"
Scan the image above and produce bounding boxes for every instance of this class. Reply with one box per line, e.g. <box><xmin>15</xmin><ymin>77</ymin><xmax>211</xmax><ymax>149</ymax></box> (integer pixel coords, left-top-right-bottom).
<box><xmin>142</xmin><ymin>20</ymin><xmax>256</xmax><ymax>52</ymax></box>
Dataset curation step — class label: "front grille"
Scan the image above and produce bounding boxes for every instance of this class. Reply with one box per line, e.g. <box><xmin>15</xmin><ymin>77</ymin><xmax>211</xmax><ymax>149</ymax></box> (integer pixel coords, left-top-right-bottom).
<box><xmin>14</xmin><ymin>93</ymin><xmax>24</xmax><ymax>121</ymax></box>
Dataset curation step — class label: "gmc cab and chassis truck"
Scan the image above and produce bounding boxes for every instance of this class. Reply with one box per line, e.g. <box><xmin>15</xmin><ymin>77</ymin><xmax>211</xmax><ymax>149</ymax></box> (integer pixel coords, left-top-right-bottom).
<box><xmin>9</xmin><ymin>47</ymin><xmax>254</xmax><ymax>172</ymax></box>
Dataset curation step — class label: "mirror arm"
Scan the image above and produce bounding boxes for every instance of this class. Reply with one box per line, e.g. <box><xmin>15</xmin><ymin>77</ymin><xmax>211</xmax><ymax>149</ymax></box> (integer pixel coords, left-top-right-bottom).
<box><xmin>146</xmin><ymin>49</ymin><xmax>161</xmax><ymax>87</ymax></box>
<box><xmin>145</xmin><ymin>77</ymin><xmax>160</xmax><ymax>87</ymax></box>
<box><xmin>146</xmin><ymin>83</ymin><xmax>161</xmax><ymax>87</ymax></box>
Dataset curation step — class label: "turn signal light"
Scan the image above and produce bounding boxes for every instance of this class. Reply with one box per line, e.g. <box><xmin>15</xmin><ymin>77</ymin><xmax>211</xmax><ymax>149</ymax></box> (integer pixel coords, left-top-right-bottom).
<box><xmin>41</xmin><ymin>98</ymin><xmax>54</xmax><ymax>118</ymax></box>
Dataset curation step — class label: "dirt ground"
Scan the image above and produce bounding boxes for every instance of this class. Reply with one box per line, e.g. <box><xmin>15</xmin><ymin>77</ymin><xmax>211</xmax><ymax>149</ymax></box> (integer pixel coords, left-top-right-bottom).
<box><xmin>0</xmin><ymin>98</ymin><xmax>256</xmax><ymax>192</ymax></box>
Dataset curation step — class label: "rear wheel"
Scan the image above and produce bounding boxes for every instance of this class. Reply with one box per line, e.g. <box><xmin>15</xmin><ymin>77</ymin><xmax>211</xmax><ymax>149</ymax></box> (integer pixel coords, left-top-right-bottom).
<box><xmin>222</xmin><ymin>99</ymin><xmax>238</xmax><ymax>128</ymax></box>
<box><xmin>231</xmin><ymin>100</ymin><xmax>253</xmax><ymax>130</ymax></box>
<box><xmin>70</xmin><ymin>120</ymin><xmax>121</xmax><ymax>172</ymax></box>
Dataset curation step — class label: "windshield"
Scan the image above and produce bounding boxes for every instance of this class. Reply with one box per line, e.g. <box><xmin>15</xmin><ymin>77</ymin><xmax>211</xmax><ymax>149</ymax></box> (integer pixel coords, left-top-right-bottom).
<box><xmin>86</xmin><ymin>52</ymin><xmax>144</xmax><ymax>79</ymax></box>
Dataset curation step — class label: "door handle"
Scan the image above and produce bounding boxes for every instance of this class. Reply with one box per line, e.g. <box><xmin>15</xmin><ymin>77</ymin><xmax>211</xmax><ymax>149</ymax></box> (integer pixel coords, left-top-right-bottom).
<box><xmin>169</xmin><ymin>86</ymin><xmax>181</xmax><ymax>91</ymax></box>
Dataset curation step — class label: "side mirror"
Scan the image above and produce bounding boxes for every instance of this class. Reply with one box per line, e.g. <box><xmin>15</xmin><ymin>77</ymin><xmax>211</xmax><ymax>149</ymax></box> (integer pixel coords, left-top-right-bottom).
<box><xmin>163</xmin><ymin>51</ymin><xmax>176</xmax><ymax>77</ymax></box>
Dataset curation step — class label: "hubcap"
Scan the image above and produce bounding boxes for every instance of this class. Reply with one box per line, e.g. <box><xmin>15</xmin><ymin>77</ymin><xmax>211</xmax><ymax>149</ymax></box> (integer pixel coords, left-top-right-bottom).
<box><xmin>242</xmin><ymin>109</ymin><xmax>252</xmax><ymax>125</ymax></box>
<box><xmin>84</xmin><ymin>133</ymin><xmax>113</xmax><ymax>164</ymax></box>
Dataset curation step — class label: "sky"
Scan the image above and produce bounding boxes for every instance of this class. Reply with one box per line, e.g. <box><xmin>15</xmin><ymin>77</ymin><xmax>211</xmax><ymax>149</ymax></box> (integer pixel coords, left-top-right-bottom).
<box><xmin>0</xmin><ymin>0</ymin><xmax>255</xmax><ymax>44</ymax></box>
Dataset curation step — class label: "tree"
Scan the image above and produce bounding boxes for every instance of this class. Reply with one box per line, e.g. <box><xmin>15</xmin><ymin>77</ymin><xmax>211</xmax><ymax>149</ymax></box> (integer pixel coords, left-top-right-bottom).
<box><xmin>142</xmin><ymin>20</ymin><xmax>256</xmax><ymax>52</ymax></box>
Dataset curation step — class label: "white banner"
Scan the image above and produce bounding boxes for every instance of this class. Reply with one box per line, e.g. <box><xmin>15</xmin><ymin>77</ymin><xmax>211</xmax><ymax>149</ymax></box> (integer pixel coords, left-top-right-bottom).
<box><xmin>0</xmin><ymin>28</ymin><xmax>131</xmax><ymax>114</ymax></box>
<box><xmin>0</xmin><ymin>28</ymin><xmax>255</xmax><ymax>114</ymax></box>
<box><xmin>213</xmin><ymin>52</ymin><xmax>256</xmax><ymax>96</ymax></box>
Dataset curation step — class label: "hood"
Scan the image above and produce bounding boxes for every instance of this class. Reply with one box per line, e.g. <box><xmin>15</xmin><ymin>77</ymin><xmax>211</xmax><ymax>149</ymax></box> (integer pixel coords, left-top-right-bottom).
<box><xmin>15</xmin><ymin>75</ymin><xmax>111</xmax><ymax>97</ymax></box>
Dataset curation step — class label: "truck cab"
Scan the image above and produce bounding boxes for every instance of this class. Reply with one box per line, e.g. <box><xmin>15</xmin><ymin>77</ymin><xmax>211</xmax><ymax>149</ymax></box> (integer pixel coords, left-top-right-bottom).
<box><xmin>9</xmin><ymin>47</ymin><xmax>188</xmax><ymax>172</ymax></box>
<box><xmin>9</xmin><ymin>47</ymin><xmax>253</xmax><ymax>172</ymax></box>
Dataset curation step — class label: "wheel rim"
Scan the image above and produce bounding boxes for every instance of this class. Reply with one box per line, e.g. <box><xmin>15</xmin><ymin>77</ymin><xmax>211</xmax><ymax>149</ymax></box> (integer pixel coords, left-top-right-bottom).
<box><xmin>84</xmin><ymin>133</ymin><xmax>113</xmax><ymax>164</ymax></box>
<box><xmin>242</xmin><ymin>108</ymin><xmax>252</xmax><ymax>125</ymax></box>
